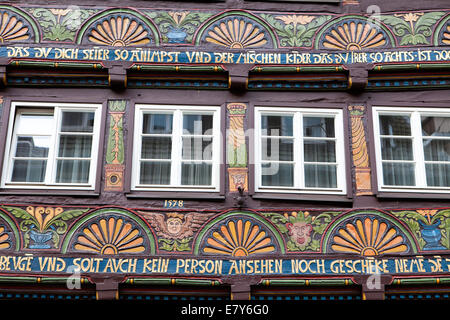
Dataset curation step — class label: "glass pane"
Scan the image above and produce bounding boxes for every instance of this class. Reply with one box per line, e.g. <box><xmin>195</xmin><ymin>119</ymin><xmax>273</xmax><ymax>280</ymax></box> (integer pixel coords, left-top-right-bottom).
<box><xmin>55</xmin><ymin>160</ymin><xmax>90</xmax><ymax>183</ymax></box>
<box><xmin>58</xmin><ymin>136</ymin><xmax>92</xmax><ymax>158</ymax></box>
<box><xmin>61</xmin><ymin>112</ymin><xmax>94</xmax><ymax>133</ymax></box>
<box><xmin>181</xmin><ymin>162</ymin><xmax>212</xmax><ymax>185</ymax></box>
<box><xmin>423</xmin><ymin>139</ymin><xmax>450</xmax><ymax>161</ymax></box>
<box><xmin>304</xmin><ymin>140</ymin><xmax>336</xmax><ymax>162</ymax></box>
<box><xmin>143</xmin><ymin>113</ymin><xmax>173</xmax><ymax>134</ymax></box>
<box><xmin>426</xmin><ymin>163</ymin><xmax>450</xmax><ymax>187</ymax></box>
<box><xmin>182</xmin><ymin>137</ymin><xmax>212</xmax><ymax>160</ymax></box>
<box><xmin>261</xmin><ymin>115</ymin><xmax>293</xmax><ymax>136</ymax></box>
<box><xmin>382</xmin><ymin>162</ymin><xmax>415</xmax><ymax>186</ymax></box>
<box><xmin>381</xmin><ymin>138</ymin><xmax>413</xmax><ymax>160</ymax></box>
<box><xmin>141</xmin><ymin>137</ymin><xmax>172</xmax><ymax>159</ymax></box>
<box><xmin>16</xmin><ymin>114</ymin><xmax>53</xmax><ymax>135</ymax></box>
<box><xmin>11</xmin><ymin>160</ymin><xmax>47</xmax><ymax>182</ymax></box>
<box><xmin>140</xmin><ymin>162</ymin><xmax>171</xmax><ymax>185</ymax></box>
<box><xmin>183</xmin><ymin>114</ymin><xmax>213</xmax><ymax>135</ymax></box>
<box><xmin>379</xmin><ymin>115</ymin><xmax>411</xmax><ymax>136</ymax></box>
<box><xmin>305</xmin><ymin>164</ymin><xmax>337</xmax><ymax>188</ymax></box>
<box><xmin>15</xmin><ymin>136</ymin><xmax>50</xmax><ymax>157</ymax></box>
<box><xmin>261</xmin><ymin>138</ymin><xmax>293</xmax><ymax>161</ymax></box>
<box><xmin>303</xmin><ymin>117</ymin><xmax>335</xmax><ymax>137</ymax></box>
<box><xmin>422</xmin><ymin>116</ymin><xmax>450</xmax><ymax>137</ymax></box>
<box><xmin>261</xmin><ymin>163</ymin><xmax>293</xmax><ymax>187</ymax></box>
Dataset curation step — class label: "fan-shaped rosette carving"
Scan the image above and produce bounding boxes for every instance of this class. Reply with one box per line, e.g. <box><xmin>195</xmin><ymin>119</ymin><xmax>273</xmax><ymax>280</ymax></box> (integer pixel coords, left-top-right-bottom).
<box><xmin>202</xmin><ymin>17</ymin><xmax>272</xmax><ymax>49</ymax></box>
<box><xmin>319</xmin><ymin>19</ymin><xmax>389</xmax><ymax>51</ymax></box>
<box><xmin>72</xmin><ymin>216</ymin><xmax>146</xmax><ymax>255</ymax></box>
<box><xmin>0</xmin><ymin>10</ymin><xmax>31</xmax><ymax>43</ymax></box>
<box><xmin>0</xmin><ymin>226</ymin><xmax>11</xmax><ymax>250</ymax></box>
<box><xmin>203</xmin><ymin>219</ymin><xmax>276</xmax><ymax>257</ymax></box>
<box><xmin>330</xmin><ymin>217</ymin><xmax>408</xmax><ymax>256</ymax></box>
<box><xmin>443</xmin><ymin>25</ymin><xmax>450</xmax><ymax>45</ymax></box>
<box><xmin>86</xmin><ymin>15</ymin><xmax>152</xmax><ymax>47</ymax></box>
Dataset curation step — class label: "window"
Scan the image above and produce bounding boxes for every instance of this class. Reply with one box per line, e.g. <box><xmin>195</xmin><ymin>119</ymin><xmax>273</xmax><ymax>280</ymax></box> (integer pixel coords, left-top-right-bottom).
<box><xmin>254</xmin><ymin>107</ymin><xmax>346</xmax><ymax>194</ymax></box>
<box><xmin>373</xmin><ymin>107</ymin><xmax>450</xmax><ymax>192</ymax></box>
<box><xmin>132</xmin><ymin>105</ymin><xmax>221</xmax><ymax>192</ymax></box>
<box><xmin>1</xmin><ymin>102</ymin><xmax>102</xmax><ymax>190</ymax></box>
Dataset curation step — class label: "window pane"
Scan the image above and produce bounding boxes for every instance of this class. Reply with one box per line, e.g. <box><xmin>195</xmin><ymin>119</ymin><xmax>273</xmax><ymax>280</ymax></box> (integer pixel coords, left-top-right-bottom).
<box><xmin>140</xmin><ymin>162</ymin><xmax>171</xmax><ymax>184</ymax></box>
<box><xmin>261</xmin><ymin>115</ymin><xmax>293</xmax><ymax>136</ymax></box>
<box><xmin>58</xmin><ymin>136</ymin><xmax>92</xmax><ymax>158</ymax></box>
<box><xmin>423</xmin><ymin>139</ymin><xmax>450</xmax><ymax>161</ymax></box>
<box><xmin>183</xmin><ymin>114</ymin><xmax>213</xmax><ymax>135</ymax></box>
<box><xmin>304</xmin><ymin>140</ymin><xmax>336</xmax><ymax>162</ymax></box>
<box><xmin>261</xmin><ymin>163</ymin><xmax>293</xmax><ymax>187</ymax></box>
<box><xmin>15</xmin><ymin>136</ymin><xmax>50</xmax><ymax>157</ymax></box>
<box><xmin>382</xmin><ymin>162</ymin><xmax>415</xmax><ymax>186</ymax></box>
<box><xmin>379</xmin><ymin>115</ymin><xmax>411</xmax><ymax>136</ymax></box>
<box><xmin>304</xmin><ymin>164</ymin><xmax>337</xmax><ymax>188</ymax></box>
<box><xmin>303</xmin><ymin>117</ymin><xmax>335</xmax><ymax>137</ymax></box>
<box><xmin>422</xmin><ymin>116</ymin><xmax>450</xmax><ymax>136</ymax></box>
<box><xmin>11</xmin><ymin>160</ymin><xmax>47</xmax><ymax>182</ymax></box>
<box><xmin>55</xmin><ymin>160</ymin><xmax>90</xmax><ymax>183</ymax></box>
<box><xmin>182</xmin><ymin>137</ymin><xmax>212</xmax><ymax>160</ymax></box>
<box><xmin>61</xmin><ymin>112</ymin><xmax>94</xmax><ymax>133</ymax></box>
<box><xmin>381</xmin><ymin>138</ymin><xmax>413</xmax><ymax>160</ymax></box>
<box><xmin>141</xmin><ymin>137</ymin><xmax>172</xmax><ymax>159</ymax></box>
<box><xmin>181</xmin><ymin>162</ymin><xmax>212</xmax><ymax>185</ymax></box>
<box><xmin>261</xmin><ymin>138</ymin><xmax>293</xmax><ymax>161</ymax></box>
<box><xmin>16</xmin><ymin>114</ymin><xmax>53</xmax><ymax>135</ymax></box>
<box><xmin>426</xmin><ymin>163</ymin><xmax>450</xmax><ymax>187</ymax></box>
<box><xmin>143</xmin><ymin>114</ymin><xmax>173</xmax><ymax>134</ymax></box>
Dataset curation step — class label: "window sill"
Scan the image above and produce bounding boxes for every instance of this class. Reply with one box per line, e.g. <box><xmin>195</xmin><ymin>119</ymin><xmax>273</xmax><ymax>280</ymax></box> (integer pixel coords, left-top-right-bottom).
<box><xmin>376</xmin><ymin>192</ymin><xmax>450</xmax><ymax>200</ymax></box>
<box><xmin>126</xmin><ymin>191</ymin><xmax>225</xmax><ymax>200</ymax></box>
<box><xmin>251</xmin><ymin>192</ymin><xmax>352</xmax><ymax>203</ymax></box>
<box><xmin>0</xmin><ymin>189</ymin><xmax>100</xmax><ymax>197</ymax></box>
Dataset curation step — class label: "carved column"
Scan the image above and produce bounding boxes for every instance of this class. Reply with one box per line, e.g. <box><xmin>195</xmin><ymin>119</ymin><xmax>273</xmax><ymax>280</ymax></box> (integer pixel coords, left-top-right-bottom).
<box><xmin>349</xmin><ymin>105</ymin><xmax>373</xmax><ymax>196</ymax></box>
<box><xmin>227</xmin><ymin>103</ymin><xmax>248</xmax><ymax>193</ymax></box>
<box><xmin>105</xmin><ymin>100</ymin><xmax>126</xmax><ymax>191</ymax></box>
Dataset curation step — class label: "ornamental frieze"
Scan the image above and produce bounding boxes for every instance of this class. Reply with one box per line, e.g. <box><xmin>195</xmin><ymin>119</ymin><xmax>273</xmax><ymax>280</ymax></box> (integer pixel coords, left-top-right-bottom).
<box><xmin>0</xmin><ymin>5</ymin><xmax>447</xmax><ymax>50</ymax></box>
<box><xmin>0</xmin><ymin>205</ymin><xmax>448</xmax><ymax>256</ymax></box>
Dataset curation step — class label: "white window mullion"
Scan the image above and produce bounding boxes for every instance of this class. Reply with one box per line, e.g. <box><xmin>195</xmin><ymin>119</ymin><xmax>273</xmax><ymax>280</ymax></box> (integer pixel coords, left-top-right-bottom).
<box><xmin>255</xmin><ymin>112</ymin><xmax>262</xmax><ymax>190</ymax></box>
<box><xmin>335</xmin><ymin>112</ymin><xmax>345</xmax><ymax>191</ymax></box>
<box><xmin>296</xmin><ymin>112</ymin><xmax>303</xmax><ymax>189</ymax></box>
<box><xmin>411</xmin><ymin>111</ymin><xmax>426</xmax><ymax>188</ymax></box>
<box><xmin>171</xmin><ymin>110</ymin><xmax>182</xmax><ymax>187</ymax></box>
<box><xmin>46</xmin><ymin>108</ymin><xmax>59</xmax><ymax>185</ymax></box>
<box><xmin>212</xmin><ymin>109</ymin><xmax>220</xmax><ymax>188</ymax></box>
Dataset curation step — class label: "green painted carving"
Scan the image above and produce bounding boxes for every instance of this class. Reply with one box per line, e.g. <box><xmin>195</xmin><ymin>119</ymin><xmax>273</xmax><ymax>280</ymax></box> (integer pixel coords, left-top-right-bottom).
<box><xmin>262</xmin><ymin>211</ymin><xmax>341</xmax><ymax>252</ymax></box>
<box><xmin>392</xmin><ymin>209</ymin><xmax>450</xmax><ymax>250</ymax></box>
<box><xmin>106</xmin><ymin>100</ymin><xmax>126</xmax><ymax>165</ymax></box>
<box><xmin>146</xmin><ymin>10</ymin><xmax>213</xmax><ymax>44</ymax></box>
<box><xmin>1</xmin><ymin>205</ymin><xmax>88</xmax><ymax>249</ymax></box>
<box><xmin>379</xmin><ymin>12</ymin><xmax>446</xmax><ymax>45</ymax></box>
<box><xmin>27</xmin><ymin>7</ymin><xmax>97</xmax><ymax>41</ymax></box>
<box><xmin>260</xmin><ymin>13</ymin><xmax>332</xmax><ymax>47</ymax></box>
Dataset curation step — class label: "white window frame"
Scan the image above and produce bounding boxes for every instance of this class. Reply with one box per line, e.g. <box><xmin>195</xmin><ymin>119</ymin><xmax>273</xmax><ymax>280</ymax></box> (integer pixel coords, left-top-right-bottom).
<box><xmin>1</xmin><ymin>102</ymin><xmax>102</xmax><ymax>190</ymax></box>
<box><xmin>132</xmin><ymin>104</ymin><xmax>221</xmax><ymax>192</ymax></box>
<box><xmin>254</xmin><ymin>107</ymin><xmax>346</xmax><ymax>194</ymax></box>
<box><xmin>373</xmin><ymin>106</ymin><xmax>450</xmax><ymax>193</ymax></box>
